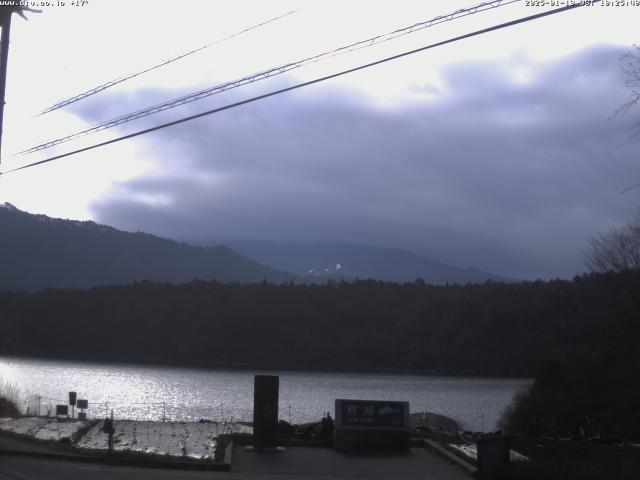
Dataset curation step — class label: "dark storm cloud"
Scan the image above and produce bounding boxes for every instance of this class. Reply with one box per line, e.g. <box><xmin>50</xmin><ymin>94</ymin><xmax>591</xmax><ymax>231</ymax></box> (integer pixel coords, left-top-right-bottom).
<box><xmin>89</xmin><ymin>45</ymin><xmax>639</xmax><ymax>279</ymax></box>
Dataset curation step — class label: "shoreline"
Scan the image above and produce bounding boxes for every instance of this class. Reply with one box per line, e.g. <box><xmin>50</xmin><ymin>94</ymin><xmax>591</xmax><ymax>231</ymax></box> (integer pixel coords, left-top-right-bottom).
<box><xmin>0</xmin><ymin>354</ymin><xmax>534</xmax><ymax>380</ymax></box>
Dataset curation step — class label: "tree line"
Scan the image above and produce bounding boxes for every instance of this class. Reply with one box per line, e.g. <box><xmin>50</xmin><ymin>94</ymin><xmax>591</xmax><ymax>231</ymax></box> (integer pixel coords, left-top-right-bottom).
<box><xmin>0</xmin><ymin>272</ymin><xmax>635</xmax><ymax>377</ymax></box>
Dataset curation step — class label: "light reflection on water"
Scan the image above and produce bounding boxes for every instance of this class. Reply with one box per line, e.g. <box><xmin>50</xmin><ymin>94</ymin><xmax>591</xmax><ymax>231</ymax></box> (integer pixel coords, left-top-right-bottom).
<box><xmin>0</xmin><ymin>356</ymin><xmax>530</xmax><ymax>431</ymax></box>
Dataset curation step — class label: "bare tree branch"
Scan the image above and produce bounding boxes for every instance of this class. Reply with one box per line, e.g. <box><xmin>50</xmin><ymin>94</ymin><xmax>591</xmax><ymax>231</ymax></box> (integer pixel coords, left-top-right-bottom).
<box><xmin>585</xmin><ymin>213</ymin><xmax>640</xmax><ymax>273</ymax></box>
<box><xmin>613</xmin><ymin>45</ymin><xmax>640</xmax><ymax>118</ymax></box>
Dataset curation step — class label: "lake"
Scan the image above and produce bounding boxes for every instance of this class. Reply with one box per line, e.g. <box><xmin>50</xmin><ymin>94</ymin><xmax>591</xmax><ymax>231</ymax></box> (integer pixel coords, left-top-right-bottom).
<box><xmin>0</xmin><ymin>356</ymin><xmax>530</xmax><ymax>432</ymax></box>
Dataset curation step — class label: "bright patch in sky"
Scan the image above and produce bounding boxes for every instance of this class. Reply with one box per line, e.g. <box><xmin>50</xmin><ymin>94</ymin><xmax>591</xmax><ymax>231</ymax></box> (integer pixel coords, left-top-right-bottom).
<box><xmin>0</xmin><ymin>0</ymin><xmax>638</xmax><ymax>278</ymax></box>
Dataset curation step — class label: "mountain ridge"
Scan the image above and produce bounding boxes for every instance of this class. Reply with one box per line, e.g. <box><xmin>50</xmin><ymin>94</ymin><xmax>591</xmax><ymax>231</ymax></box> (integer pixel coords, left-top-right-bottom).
<box><xmin>0</xmin><ymin>203</ymin><xmax>294</xmax><ymax>290</ymax></box>
<box><xmin>214</xmin><ymin>239</ymin><xmax>515</xmax><ymax>284</ymax></box>
<box><xmin>1</xmin><ymin>203</ymin><xmax>513</xmax><ymax>290</ymax></box>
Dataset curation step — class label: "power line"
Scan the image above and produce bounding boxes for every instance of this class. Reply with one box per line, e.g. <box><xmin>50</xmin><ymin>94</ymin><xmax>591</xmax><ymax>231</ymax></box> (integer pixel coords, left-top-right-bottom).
<box><xmin>15</xmin><ymin>0</ymin><xmax>520</xmax><ymax>157</ymax></box>
<box><xmin>621</xmin><ymin>183</ymin><xmax>640</xmax><ymax>194</ymax></box>
<box><xmin>37</xmin><ymin>10</ymin><xmax>297</xmax><ymax>116</ymax></box>
<box><xmin>0</xmin><ymin>2</ymin><xmax>587</xmax><ymax>177</ymax></box>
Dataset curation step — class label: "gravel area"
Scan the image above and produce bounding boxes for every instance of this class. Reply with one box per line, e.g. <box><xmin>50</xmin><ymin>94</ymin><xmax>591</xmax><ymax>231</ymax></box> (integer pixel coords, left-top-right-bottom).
<box><xmin>75</xmin><ymin>419</ymin><xmax>251</xmax><ymax>460</ymax></box>
<box><xmin>0</xmin><ymin>417</ymin><xmax>86</xmax><ymax>441</ymax></box>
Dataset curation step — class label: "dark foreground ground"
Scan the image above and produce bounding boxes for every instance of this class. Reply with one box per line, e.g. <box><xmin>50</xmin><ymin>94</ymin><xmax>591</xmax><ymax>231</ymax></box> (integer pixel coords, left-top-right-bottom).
<box><xmin>0</xmin><ymin>431</ymin><xmax>469</xmax><ymax>480</ymax></box>
<box><xmin>4</xmin><ymin>421</ymin><xmax>640</xmax><ymax>479</ymax></box>
<box><xmin>509</xmin><ymin>437</ymin><xmax>640</xmax><ymax>480</ymax></box>
<box><xmin>0</xmin><ymin>449</ymin><xmax>469</xmax><ymax>480</ymax></box>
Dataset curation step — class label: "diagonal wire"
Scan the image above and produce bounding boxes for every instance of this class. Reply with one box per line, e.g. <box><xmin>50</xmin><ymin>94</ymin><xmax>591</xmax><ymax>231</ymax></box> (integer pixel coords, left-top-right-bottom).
<box><xmin>15</xmin><ymin>0</ymin><xmax>521</xmax><ymax>157</ymax></box>
<box><xmin>37</xmin><ymin>10</ymin><xmax>297</xmax><ymax>116</ymax></box>
<box><xmin>621</xmin><ymin>183</ymin><xmax>640</xmax><ymax>194</ymax></box>
<box><xmin>0</xmin><ymin>2</ymin><xmax>588</xmax><ymax>176</ymax></box>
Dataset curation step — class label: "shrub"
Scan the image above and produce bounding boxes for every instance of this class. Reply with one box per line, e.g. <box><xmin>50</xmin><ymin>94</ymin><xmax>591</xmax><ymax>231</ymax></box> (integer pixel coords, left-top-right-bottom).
<box><xmin>0</xmin><ymin>380</ymin><xmax>21</xmax><ymax>417</ymax></box>
<box><xmin>0</xmin><ymin>396</ymin><xmax>19</xmax><ymax>417</ymax></box>
<box><xmin>500</xmin><ymin>354</ymin><xmax>640</xmax><ymax>440</ymax></box>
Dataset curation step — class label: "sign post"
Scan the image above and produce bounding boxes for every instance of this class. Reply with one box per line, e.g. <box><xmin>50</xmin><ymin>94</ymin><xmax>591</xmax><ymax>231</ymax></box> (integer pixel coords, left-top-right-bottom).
<box><xmin>77</xmin><ymin>399</ymin><xmax>88</xmax><ymax>421</ymax></box>
<box><xmin>101</xmin><ymin>410</ymin><xmax>115</xmax><ymax>454</ymax></box>
<box><xmin>68</xmin><ymin>391</ymin><xmax>77</xmax><ymax>419</ymax></box>
<box><xmin>55</xmin><ymin>404</ymin><xmax>68</xmax><ymax>418</ymax></box>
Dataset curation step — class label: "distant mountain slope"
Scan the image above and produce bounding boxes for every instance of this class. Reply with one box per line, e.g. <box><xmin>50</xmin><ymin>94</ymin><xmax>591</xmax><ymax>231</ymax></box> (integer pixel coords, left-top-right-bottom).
<box><xmin>226</xmin><ymin>240</ymin><xmax>515</xmax><ymax>284</ymax></box>
<box><xmin>0</xmin><ymin>203</ymin><xmax>294</xmax><ymax>291</ymax></box>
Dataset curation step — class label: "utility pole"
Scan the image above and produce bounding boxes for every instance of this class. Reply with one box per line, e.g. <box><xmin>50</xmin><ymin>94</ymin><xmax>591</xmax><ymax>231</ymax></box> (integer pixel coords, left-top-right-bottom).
<box><xmin>0</xmin><ymin>3</ymin><xmax>39</xmax><ymax>163</ymax></box>
<box><xmin>0</xmin><ymin>5</ymin><xmax>14</xmax><ymax>163</ymax></box>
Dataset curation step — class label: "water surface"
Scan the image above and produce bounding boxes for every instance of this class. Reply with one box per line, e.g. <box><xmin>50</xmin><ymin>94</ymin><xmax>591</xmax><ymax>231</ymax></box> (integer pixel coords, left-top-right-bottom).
<box><xmin>0</xmin><ymin>356</ymin><xmax>529</xmax><ymax>431</ymax></box>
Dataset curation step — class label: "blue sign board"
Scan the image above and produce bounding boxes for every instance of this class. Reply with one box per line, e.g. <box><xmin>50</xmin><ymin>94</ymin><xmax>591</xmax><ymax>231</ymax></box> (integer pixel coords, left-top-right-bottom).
<box><xmin>335</xmin><ymin>399</ymin><xmax>409</xmax><ymax>430</ymax></box>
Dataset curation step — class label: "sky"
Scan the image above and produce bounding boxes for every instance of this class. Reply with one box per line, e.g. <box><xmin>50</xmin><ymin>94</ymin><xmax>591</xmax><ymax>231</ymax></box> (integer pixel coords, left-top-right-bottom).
<box><xmin>0</xmin><ymin>0</ymin><xmax>638</xmax><ymax>280</ymax></box>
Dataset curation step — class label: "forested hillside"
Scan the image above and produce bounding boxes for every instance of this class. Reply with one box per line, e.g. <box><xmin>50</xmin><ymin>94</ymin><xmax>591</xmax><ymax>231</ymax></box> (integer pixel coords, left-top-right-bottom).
<box><xmin>1</xmin><ymin>273</ymin><xmax>634</xmax><ymax>377</ymax></box>
<box><xmin>226</xmin><ymin>240</ymin><xmax>515</xmax><ymax>284</ymax></box>
<box><xmin>0</xmin><ymin>203</ymin><xmax>294</xmax><ymax>290</ymax></box>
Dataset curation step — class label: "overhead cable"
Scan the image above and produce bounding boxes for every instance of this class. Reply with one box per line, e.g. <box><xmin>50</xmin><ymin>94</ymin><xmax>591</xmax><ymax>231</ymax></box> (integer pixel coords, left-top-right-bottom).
<box><xmin>16</xmin><ymin>0</ymin><xmax>521</xmax><ymax>157</ymax></box>
<box><xmin>37</xmin><ymin>10</ymin><xmax>297</xmax><ymax>116</ymax></box>
<box><xmin>0</xmin><ymin>2</ymin><xmax>589</xmax><ymax>176</ymax></box>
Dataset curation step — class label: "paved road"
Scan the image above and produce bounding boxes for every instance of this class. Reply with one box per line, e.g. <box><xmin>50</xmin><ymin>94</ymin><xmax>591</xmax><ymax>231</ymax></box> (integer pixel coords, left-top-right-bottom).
<box><xmin>0</xmin><ymin>456</ymin><xmax>224</xmax><ymax>480</ymax></box>
<box><xmin>233</xmin><ymin>445</ymin><xmax>470</xmax><ymax>479</ymax></box>
<box><xmin>0</xmin><ymin>433</ymin><xmax>67</xmax><ymax>456</ymax></box>
<box><xmin>0</xmin><ymin>445</ymin><xmax>470</xmax><ymax>480</ymax></box>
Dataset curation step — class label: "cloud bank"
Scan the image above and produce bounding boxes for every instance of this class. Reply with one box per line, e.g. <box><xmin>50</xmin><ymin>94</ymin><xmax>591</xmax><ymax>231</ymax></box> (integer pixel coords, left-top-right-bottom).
<box><xmin>89</xmin><ymin>45</ymin><xmax>639</xmax><ymax>279</ymax></box>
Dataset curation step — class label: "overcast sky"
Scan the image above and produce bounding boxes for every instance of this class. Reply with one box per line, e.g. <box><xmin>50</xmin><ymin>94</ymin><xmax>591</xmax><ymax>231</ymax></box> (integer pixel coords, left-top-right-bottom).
<box><xmin>0</xmin><ymin>0</ymin><xmax>638</xmax><ymax>279</ymax></box>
